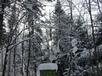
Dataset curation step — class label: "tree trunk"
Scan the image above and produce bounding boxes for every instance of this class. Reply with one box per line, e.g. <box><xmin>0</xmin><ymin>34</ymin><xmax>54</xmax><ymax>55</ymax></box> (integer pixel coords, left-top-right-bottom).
<box><xmin>2</xmin><ymin>46</ymin><xmax>9</xmax><ymax>76</ymax></box>
<box><xmin>21</xmin><ymin>24</ymin><xmax>25</xmax><ymax>76</ymax></box>
<box><xmin>13</xmin><ymin>44</ymin><xmax>16</xmax><ymax>76</ymax></box>
<box><xmin>26</xmin><ymin>15</ymin><xmax>32</xmax><ymax>76</ymax></box>
<box><xmin>88</xmin><ymin>0</ymin><xmax>101</xmax><ymax>76</ymax></box>
<box><xmin>21</xmin><ymin>34</ymin><xmax>24</xmax><ymax>76</ymax></box>
<box><xmin>26</xmin><ymin>32</ymin><xmax>31</xmax><ymax>76</ymax></box>
<box><xmin>8</xmin><ymin>50</ymin><xmax>12</xmax><ymax>76</ymax></box>
<box><xmin>1</xmin><ymin>47</ymin><xmax>4</xmax><ymax>71</ymax></box>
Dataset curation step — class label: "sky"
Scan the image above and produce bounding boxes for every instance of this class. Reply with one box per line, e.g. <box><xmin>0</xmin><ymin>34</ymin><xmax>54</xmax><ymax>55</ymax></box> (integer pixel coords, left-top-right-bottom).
<box><xmin>40</xmin><ymin>0</ymin><xmax>100</xmax><ymax>35</ymax></box>
<box><xmin>40</xmin><ymin>0</ymin><xmax>99</xmax><ymax>19</ymax></box>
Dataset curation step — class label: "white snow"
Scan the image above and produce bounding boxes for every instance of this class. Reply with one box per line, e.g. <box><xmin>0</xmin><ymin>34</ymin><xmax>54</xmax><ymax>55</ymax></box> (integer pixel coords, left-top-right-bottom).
<box><xmin>49</xmin><ymin>55</ymin><xmax>57</xmax><ymax>62</ymax></box>
<box><xmin>38</xmin><ymin>63</ymin><xmax>58</xmax><ymax>70</ymax></box>
<box><xmin>80</xmin><ymin>48</ymin><xmax>90</xmax><ymax>58</ymax></box>
<box><xmin>73</xmin><ymin>46</ymin><xmax>78</xmax><ymax>54</ymax></box>
<box><xmin>71</xmin><ymin>39</ymin><xmax>77</xmax><ymax>47</ymax></box>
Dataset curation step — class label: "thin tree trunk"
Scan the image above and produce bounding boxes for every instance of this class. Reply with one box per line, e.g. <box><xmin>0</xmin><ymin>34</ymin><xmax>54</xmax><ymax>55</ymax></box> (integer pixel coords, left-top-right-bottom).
<box><xmin>67</xmin><ymin>0</ymin><xmax>73</xmax><ymax>76</ymax></box>
<box><xmin>12</xmin><ymin>1</ymin><xmax>17</xmax><ymax>76</ymax></box>
<box><xmin>1</xmin><ymin>47</ymin><xmax>4</xmax><ymax>71</ymax></box>
<box><xmin>88</xmin><ymin>0</ymin><xmax>101</xmax><ymax>76</ymax></box>
<box><xmin>26</xmin><ymin>14</ymin><xmax>32</xmax><ymax>76</ymax></box>
<box><xmin>34</xmin><ymin>64</ymin><xmax>36</xmax><ymax>76</ymax></box>
<box><xmin>26</xmin><ymin>31</ymin><xmax>31</xmax><ymax>76</ymax></box>
<box><xmin>21</xmin><ymin>33</ymin><xmax>24</xmax><ymax>76</ymax></box>
<box><xmin>13</xmin><ymin>44</ymin><xmax>16</xmax><ymax>76</ymax></box>
<box><xmin>8</xmin><ymin>50</ymin><xmax>12</xmax><ymax>76</ymax></box>
<box><xmin>2</xmin><ymin>46</ymin><xmax>9</xmax><ymax>76</ymax></box>
<box><xmin>21</xmin><ymin>24</ymin><xmax>25</xmax><ymax>76</ymax></box>
<box><xmin>86</xmin><ymin>29</ymin><xmax>96</xmax><ymax>76</ymax></box>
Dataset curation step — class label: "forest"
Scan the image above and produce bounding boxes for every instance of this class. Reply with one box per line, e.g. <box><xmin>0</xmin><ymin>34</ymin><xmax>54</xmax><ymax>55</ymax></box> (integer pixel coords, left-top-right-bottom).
<box><xmin>0</xmin><ymin>0</ymin><xmax>102</xmax><ymax>76</ymax></box>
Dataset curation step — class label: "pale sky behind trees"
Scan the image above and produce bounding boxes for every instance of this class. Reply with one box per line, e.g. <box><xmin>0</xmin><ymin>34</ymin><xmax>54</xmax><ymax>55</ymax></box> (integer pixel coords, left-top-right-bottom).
<box><xmin>40</xmin><ymin>0</ymin><xmax>99</xmax><ymax>35</ymax></box>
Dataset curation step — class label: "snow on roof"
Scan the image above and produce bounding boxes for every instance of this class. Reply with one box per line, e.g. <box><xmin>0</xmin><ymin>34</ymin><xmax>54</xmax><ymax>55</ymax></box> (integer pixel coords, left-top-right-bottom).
<box><xmin>38</xmin><ymin>63</ymin><xmax>58</xmax><ymax>70</ymax></box>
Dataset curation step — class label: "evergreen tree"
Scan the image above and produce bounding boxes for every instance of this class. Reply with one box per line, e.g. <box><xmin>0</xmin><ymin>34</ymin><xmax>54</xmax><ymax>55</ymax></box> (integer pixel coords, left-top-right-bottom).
<box><xmin>75</xmin><ymin>17</ymin><xmax>90</xmax><ymax>49</ymax></box>
<box><xmin>53</xmin><ymin>0</ymin><xmax>72</xmax><ymax>53</ymax></box>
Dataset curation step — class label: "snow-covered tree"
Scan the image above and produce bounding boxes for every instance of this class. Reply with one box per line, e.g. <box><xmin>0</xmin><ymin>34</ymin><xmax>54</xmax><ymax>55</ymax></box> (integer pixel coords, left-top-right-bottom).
<box><xmin>53</xmin><ymin>0</ymin><xmax>72</xmax><ymax>53</ymax></box>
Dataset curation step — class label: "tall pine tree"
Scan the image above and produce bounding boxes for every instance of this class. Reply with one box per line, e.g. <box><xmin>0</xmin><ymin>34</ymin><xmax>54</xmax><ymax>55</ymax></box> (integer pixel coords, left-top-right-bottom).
<box><xmin>53</xmin><ymin>0</ymin><xmax>72</xmax><ymax>53</ymax></box>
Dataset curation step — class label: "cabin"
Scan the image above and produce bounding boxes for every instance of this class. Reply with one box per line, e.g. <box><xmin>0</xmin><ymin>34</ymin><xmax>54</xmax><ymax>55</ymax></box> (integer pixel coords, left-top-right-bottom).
<box><xmin>37</xmin><ymin>63</ymin><xmax>58</xmax><ymax>76</ymax></box>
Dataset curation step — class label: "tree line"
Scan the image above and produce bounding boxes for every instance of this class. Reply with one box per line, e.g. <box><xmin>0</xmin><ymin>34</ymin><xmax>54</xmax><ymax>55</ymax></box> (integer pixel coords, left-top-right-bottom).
<box><xmin>0</xmin><ymin>0</ymin><xmax>102</xmax><ymax>76</ymax></box>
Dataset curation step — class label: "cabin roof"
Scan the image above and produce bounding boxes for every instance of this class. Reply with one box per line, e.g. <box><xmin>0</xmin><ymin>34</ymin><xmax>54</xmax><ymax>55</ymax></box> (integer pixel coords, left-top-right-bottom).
<box><xmin>38</xmin><ymin>63</ymin><xmax>58</xmax><ymax>70</ymax></box>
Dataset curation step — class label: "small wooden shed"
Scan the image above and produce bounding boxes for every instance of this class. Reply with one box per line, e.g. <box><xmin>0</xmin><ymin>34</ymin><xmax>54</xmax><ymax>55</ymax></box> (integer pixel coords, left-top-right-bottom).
<box><xmin>37</xmin><ymin>63</ymin><xmax>58</xmax><ymax>76</ymax></box>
